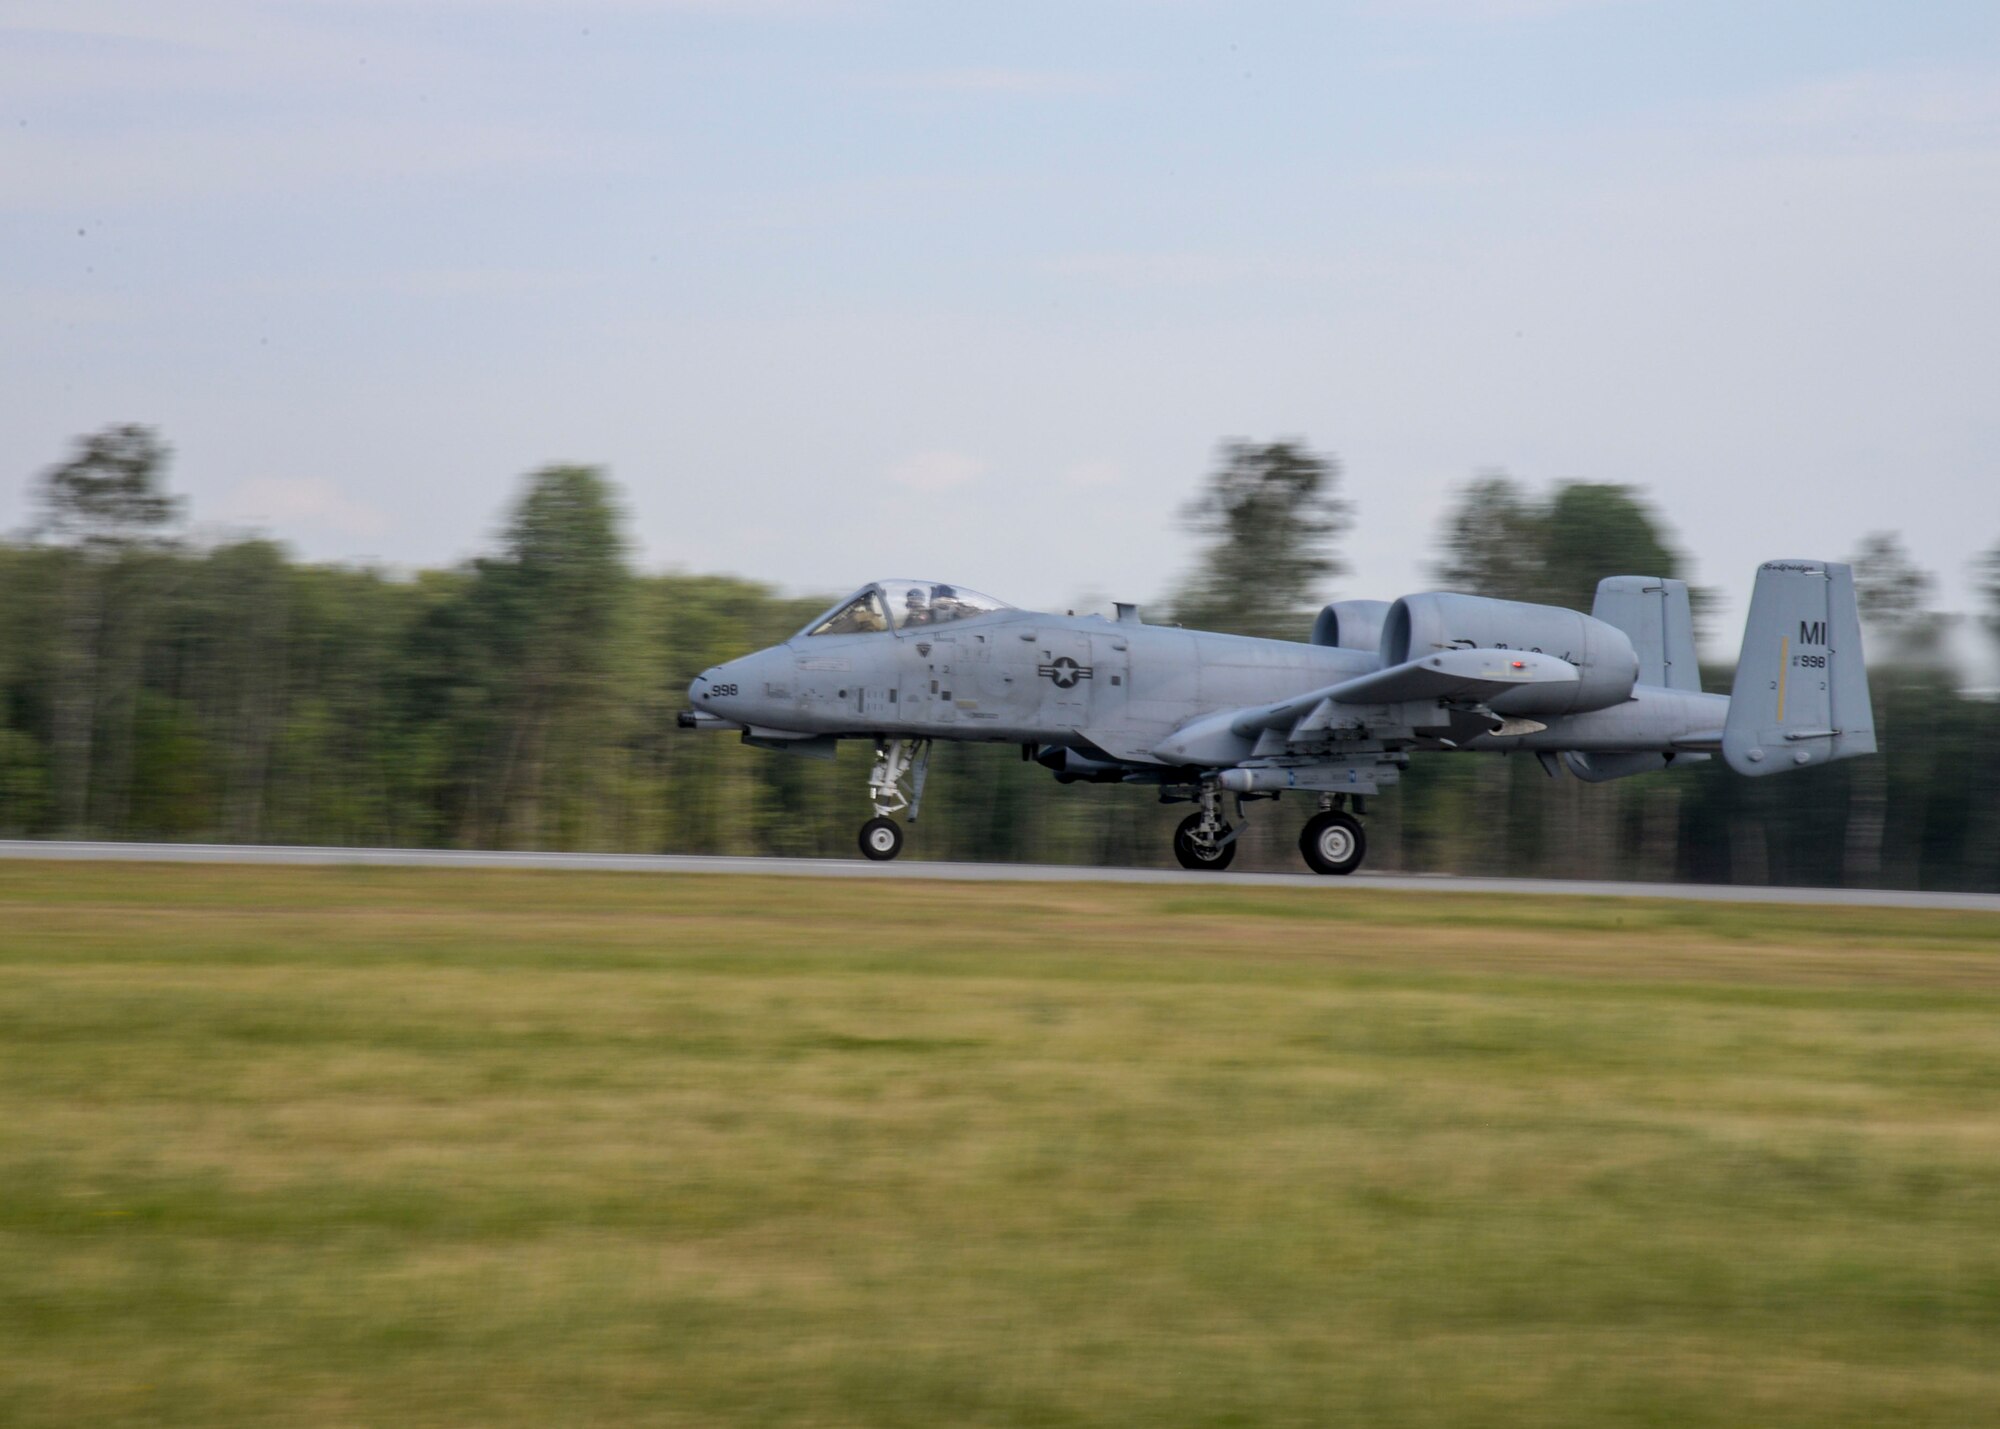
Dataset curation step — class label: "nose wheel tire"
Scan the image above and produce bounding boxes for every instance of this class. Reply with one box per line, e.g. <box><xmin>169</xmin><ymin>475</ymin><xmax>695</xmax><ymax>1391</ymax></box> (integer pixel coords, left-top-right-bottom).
<box><xmin>1173</xmin><ymin>813</ymin><xmax>1237</xmax><ymax>871</ymax></box>
<box><xmin>1299</xmin><ymin>810</ymin><xmax>1365</xmax><ymax>875</ymax></box>
<box><xmin>859</xmin><ymin>816</ymin><xmax>904</xmax><ymax>861</ymax></box>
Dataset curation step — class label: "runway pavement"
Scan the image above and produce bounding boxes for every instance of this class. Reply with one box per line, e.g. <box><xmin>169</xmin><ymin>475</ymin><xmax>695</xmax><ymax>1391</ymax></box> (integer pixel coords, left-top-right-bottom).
<box><xmin>1</xmin><ymin>839</ymin><xmax>1996</xmax><ymax>911</ymax></box>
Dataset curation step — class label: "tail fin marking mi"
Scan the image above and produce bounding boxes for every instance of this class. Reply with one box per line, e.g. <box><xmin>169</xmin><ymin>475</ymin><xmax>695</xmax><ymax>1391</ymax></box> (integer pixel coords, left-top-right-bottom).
<box><xmin>1722</xmin><ymin>560</ymin><xmax>1875</xmax><ymax>777</ymax></box>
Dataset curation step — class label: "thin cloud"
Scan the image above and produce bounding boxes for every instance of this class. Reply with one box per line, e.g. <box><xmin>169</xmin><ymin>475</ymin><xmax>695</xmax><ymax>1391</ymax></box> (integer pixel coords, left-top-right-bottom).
<box><xmin>1742</xmin><ymin>66</ymin><xmax>2000</xmax><ymax>140</ymax></box>
<box><xmin>5</xmin><ymin>0</ymin><xmax>859</xmax><ymax>31</ymax></box>
<box><xmin>218</xmin><ymin>477</ymin><xmax>390</xmax><ymax>542</ymax></box>
<box><xmin>330</xmin><ymin>0</ymin><xmax>867</xmax><ymax>11</ymax></box>
<box><xmin>1364</xmin><ymin>0</ymin><xmax>1655</xmax><ymax>19</ymax></box>
<box><xmin>0</xmin><ymin>116</ymin><xmax>584</xmax><ymax>211</ymax></box>
<box><xmin>867</xmin><ymin>67</ymin><xmax>1123</xmax><ymax>98</ymax></box>
<box><xmin>888</xmin><ymin>451</ymin><xmax>987</xmax><ymax>492</ymax></box>
<box><xmin>1043</xmin><ymin>250</ymin><xmax>1334</xmax><ymax>288</ymax></box>
<box><xmin>1062</xmin><ymin>461</ymin><xmax>1126</xmax><ymax>490</ymax></box>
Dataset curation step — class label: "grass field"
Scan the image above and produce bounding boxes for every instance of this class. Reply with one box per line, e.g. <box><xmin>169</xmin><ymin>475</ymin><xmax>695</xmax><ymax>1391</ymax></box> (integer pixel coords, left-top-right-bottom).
<box><xmin>3</xmin><ymin>863</ymin><xmax>1998</xmax><ymax>1427</ymax></box>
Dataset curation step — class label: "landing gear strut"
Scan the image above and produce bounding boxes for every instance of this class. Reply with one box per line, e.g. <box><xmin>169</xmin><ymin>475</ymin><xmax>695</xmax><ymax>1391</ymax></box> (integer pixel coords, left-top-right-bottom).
<box><xmin>1172</xmin><ymin>780</ymin><xmax>1239</xmax><ymax>871</ymax></box>
<box><xmin>858</xmin><ymin>739</ymin><xmax>929</xmax><ymax>861</ymax></box>
<box><xmin>1299</xmin><ymin>794</ymin><xmax>1366</xmax><ymax>876</ymax></box>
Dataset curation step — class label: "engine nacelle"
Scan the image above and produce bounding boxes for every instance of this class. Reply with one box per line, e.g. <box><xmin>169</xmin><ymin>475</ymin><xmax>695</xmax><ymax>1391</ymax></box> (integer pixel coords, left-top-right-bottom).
<box><xmin>1311</xmin><ymin>599</ymin><xmax>1392</xmax><ymax>651</ymax></box>
<box><xmin>1380</xmin><ymin>593</ymin><xmax>1639</xmax><ymax>715</ymax></box>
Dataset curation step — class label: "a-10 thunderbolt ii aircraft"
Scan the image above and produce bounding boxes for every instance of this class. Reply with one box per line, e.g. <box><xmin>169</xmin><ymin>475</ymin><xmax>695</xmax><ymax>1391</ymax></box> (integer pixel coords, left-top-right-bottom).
<box><xmin>680</xmin><ymin>561</ymin><xmax>1875</xmax><ymax>874</ymax></box>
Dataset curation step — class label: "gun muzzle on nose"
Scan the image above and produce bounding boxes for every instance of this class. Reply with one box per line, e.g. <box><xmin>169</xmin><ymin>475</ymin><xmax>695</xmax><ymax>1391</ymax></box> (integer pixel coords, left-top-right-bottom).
<box><xmin>681</xmin><ymin>670</ymin><xmax>742</xmax><ymax>730</ymax></box>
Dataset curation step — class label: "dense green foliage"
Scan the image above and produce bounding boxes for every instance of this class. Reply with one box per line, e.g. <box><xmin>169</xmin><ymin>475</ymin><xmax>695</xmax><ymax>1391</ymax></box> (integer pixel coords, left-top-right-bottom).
<box><xmin>1434</xmin><ymin>474</ymin><xmax>1690</xmax><ymax>615</ymax></box>
<box><xmin>4</xmin><ymin>864</ymin><xmax>1998</xmax><ymax>1427</ymax></box>
<box><xmin>3</xmin><ymin>428</ymin><xmax>1997</xmax><ymax>888</ymax></box>
<box><xmin>1167</xmin><ymin>438</ymin><xmax>1352</xmax><ymax>638</ymax></box>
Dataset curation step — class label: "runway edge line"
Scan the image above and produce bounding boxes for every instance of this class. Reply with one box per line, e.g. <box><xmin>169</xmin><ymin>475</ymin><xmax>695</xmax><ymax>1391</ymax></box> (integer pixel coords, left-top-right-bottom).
<box><xmin>0</xmin><ymin>840</ymin><xmax>1996</xmax><ymax>912</ymax></box>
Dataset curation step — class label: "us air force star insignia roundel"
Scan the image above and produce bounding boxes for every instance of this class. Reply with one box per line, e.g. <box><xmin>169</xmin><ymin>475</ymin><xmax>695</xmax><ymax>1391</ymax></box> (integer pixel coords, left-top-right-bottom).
<box><xmin>1037</xmin><ymin>656</ymin><xmax>1093</xmax><ymax>689</ymax></box>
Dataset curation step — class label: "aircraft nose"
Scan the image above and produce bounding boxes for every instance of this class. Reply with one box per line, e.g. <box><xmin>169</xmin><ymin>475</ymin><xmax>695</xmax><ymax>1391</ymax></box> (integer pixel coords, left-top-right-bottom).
<box><xmin>684</xmin><ymin>662</ymin><xmax>752</xmax><ymax>729</ymax></box>
<box><xmin>689</xmin><ymin>652</ymin><xmax>783</xmax><ymax>721</ymax></box>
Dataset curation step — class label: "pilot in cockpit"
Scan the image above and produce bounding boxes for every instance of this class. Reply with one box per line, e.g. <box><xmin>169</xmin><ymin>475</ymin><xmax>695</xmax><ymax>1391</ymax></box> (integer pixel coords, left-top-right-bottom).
<box><xmin>802</xmin><ymin>580</ymin><xmax>1007</xmax><ymax>639</ymax></box>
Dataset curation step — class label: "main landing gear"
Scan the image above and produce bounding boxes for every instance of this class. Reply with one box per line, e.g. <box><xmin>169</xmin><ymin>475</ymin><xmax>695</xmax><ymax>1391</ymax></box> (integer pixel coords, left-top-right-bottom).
<box><xmin>1172</xmin><ymin>780</ymin><xmax>1240</xmax><ymax>871</ymax></box>
<box><xmin>1166</xmin><ymin>786</ymin><xmax>1369</xmax><ymax>875</ymax></box>
<box><xmin>858</xmin><ymin>738</ymin><xmax>929</xmax><ymax>861</ymax></box>
<box><xmin>1299</xmin><ymin>799</ymin><xmax>1366</xmax><ymax>876</ymax></box>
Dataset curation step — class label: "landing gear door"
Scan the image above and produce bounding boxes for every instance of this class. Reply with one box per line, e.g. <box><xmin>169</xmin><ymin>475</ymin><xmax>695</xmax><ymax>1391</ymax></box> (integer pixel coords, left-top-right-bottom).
<box><xmin>1035</xmin><ymin>630</ymin><xmax>1094</xmax><ymax>728</ymax></box>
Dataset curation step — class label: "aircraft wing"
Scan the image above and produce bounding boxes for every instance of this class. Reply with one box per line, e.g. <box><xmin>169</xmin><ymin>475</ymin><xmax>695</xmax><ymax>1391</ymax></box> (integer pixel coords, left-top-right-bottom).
<box><xmin>1227</xmin><ymin>648</ymin><xmax>1580</xmax><ymax>736</ymax></box>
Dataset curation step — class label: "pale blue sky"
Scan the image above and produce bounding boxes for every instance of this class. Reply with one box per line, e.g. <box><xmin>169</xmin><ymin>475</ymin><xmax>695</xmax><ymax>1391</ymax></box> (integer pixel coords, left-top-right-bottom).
<box><xmin>5</xmin><ymin>0</ymin><xmax>1998</xmax><ymax>633</ymax></box>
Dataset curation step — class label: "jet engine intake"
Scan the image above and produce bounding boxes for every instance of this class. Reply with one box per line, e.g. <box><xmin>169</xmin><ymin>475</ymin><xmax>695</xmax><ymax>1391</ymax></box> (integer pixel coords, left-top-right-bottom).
<box><xmin>1380</xmin><ymin>593</ymin><xmax>1639</xmax><ymax>715</ymax></box>
<box><xmin>1310</xmin><ymin>599</ymin><xmax>1392</xmax><ymax>652</ymax></box>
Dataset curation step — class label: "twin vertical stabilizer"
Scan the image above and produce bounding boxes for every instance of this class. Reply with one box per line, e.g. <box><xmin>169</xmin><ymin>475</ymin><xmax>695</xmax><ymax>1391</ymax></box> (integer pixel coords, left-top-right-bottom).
<box><xmin>1592</xmin><ymin>576</ymin><xmax>1702</xmax><ymax>692</ymax></box>
<box><xmin>1722</xmin><ymin>560</ymin><xmax>1876</xmax><ymax>776</ymax></box>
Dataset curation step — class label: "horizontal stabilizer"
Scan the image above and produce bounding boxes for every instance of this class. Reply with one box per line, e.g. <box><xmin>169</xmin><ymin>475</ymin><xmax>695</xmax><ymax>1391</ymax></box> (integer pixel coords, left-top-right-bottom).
<box><xmin>1562</xmin><ymin>750</ymin><xmax>1710</xmax><ymax>782</ymax></box>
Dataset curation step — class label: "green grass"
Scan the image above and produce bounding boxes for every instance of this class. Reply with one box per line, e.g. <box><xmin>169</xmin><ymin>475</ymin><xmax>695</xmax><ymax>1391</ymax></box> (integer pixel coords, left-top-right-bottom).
<box><xmin>3</xmin><ymin>864</ymin><xmax>1998</xmax><ymax>1427</ymax></box>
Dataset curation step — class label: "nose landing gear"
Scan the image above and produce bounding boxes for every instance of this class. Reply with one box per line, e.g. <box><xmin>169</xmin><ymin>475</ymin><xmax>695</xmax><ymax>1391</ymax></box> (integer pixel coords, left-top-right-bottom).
<box><xmin>858</xmin><ymin>738</ymin><xmax>930</xmax><ymax>861</ymax></box>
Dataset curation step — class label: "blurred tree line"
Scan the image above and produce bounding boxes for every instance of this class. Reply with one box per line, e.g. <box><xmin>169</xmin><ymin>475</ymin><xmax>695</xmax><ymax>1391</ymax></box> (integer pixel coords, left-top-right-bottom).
<box><xmin>3</xmin><ymin>426</ymin><xmax>1997</xmax><ymax>890</ymax></box>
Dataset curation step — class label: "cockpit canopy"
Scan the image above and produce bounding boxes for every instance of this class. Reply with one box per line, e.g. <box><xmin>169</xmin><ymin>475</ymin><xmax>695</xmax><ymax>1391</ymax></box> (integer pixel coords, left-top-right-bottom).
<box><xmin>801</xmin><ymin>580</ymin><xmax>1011</xmax><ymax>638</ymax></box>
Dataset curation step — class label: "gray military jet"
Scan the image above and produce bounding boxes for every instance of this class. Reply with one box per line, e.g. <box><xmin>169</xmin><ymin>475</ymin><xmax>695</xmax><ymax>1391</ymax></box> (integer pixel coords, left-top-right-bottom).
<box><xmin>680</xmin><ymin>562</ymin><xmax>1874</xmax><ymax>874</ymax></box>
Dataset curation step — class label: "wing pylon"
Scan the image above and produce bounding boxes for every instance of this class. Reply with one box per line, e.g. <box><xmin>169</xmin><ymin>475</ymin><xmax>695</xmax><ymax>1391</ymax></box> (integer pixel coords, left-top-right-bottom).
<box><xmin>1230</xmin><ymin>648</ymin><xmax>1578</xmax><ymax>737</ymax></box>
<box><xmin>1154</xmin><ymin>649</ymin><xmax>1578</xmax><ymax>765</ymax></box>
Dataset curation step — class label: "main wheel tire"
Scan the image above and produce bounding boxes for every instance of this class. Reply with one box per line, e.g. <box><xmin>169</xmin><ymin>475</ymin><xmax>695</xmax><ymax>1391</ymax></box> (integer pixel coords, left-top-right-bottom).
<box><xmin>1299</xmin><ymin>810</ymin><xmax>1365</xmax><ymax>875</ymax></box>
<box><xmin>858</xmin><ymin>816</ymin><xmax>904</xmax><ymax>861</ymax></box>
<box><xmin>1173</xmin><ymin>812</ymin><xmax>1237</xmax><ymax>871</ymax></box>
